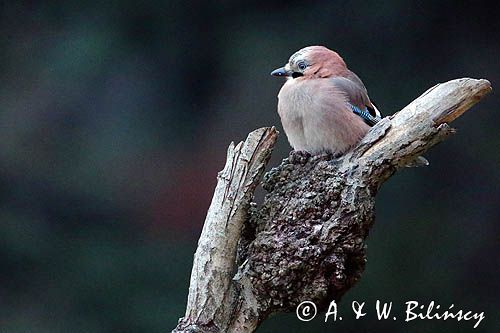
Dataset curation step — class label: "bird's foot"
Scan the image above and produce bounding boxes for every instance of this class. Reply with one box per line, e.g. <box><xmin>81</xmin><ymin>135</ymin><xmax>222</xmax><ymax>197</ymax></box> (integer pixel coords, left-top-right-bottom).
<box><xmin>311</xmin><ymin>152</ymin><xmax>336</xmax><ymax>162</ymax></box>
<box><xmin>289</xmin><ymin>150</ymin><xmax>311</xmax><ymax>164</ymax></box>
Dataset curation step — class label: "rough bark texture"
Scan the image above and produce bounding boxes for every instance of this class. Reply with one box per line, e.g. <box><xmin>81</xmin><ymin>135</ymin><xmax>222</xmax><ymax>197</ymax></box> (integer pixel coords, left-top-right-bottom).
<box><xmin>173</xmin><ymin>78</ymin><xmax>491</xmax><ymax>333</ymax></box>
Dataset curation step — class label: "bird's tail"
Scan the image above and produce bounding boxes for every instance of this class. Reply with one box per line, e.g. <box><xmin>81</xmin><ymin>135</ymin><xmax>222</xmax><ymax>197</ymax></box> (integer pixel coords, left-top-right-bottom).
<box><xmin>405</xmin><ymin>156</ymin><xmax>429</xmax><ymax>168</ymax></box>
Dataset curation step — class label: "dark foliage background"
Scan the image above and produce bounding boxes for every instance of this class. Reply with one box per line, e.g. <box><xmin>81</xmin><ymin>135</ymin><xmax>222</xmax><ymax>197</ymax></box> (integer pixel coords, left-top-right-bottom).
<box><xmin>0</xmin><ymin>1</ymin><xmax>498</xmax><ymax>332</ymax></box>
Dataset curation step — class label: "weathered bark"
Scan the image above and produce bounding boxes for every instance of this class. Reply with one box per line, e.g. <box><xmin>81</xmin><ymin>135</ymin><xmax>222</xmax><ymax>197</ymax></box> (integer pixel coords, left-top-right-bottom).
<box><xmin>173</xmin><ymin>78</ymin><xmax>491</xmax><ymax>332</ymax></box>
<box><xmin>174</xmin><ymin>128</ymin><xmax>278</xmax><ymax>333</ymax></box>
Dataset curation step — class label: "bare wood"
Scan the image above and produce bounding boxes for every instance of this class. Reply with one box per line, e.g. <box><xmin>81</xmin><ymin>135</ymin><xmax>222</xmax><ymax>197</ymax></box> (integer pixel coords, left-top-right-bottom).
<box><xmin>173</xmin><ymin>78</ymin><xmax>491</xmax><ymax>332</ymax></box>
<box><xmin>174</xmin><ymin>127</ymin><xmax>278</xmax><ymax>332</ymax></box>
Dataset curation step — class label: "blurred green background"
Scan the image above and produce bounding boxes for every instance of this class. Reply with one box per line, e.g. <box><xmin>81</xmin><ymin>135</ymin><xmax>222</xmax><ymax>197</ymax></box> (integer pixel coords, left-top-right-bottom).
<box><xmin>0</xmin><ymin>1</ymin><xmax>498</xmax><ymax>332</ymax></box>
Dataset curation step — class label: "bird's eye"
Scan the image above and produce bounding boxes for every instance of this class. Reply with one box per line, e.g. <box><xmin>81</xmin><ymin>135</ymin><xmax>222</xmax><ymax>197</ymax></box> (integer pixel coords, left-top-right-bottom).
<box><xmin>297</xmin><ymin>61</ymin><xmax>307</xmax><ymax>71</ymax></box>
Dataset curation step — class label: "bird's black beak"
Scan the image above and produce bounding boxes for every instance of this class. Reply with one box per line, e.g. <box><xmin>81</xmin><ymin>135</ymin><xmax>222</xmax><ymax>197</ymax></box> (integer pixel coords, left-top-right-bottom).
<box><xmin>270</xmin><ymin>67</ymin><xmax>290</xmax><ymax>77</ymax></box>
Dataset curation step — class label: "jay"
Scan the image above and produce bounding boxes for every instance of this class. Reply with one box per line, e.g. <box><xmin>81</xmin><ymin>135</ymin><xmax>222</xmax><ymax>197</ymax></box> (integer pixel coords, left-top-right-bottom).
<box><xmin>271</xmin><ymin>46</ymin><xmax>382</xmax><ymax>157</ymax></box>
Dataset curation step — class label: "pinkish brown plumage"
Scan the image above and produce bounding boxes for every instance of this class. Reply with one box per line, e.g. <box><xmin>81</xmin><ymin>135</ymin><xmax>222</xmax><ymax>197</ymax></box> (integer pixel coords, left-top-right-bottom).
<box><xmin>271</xmin><ymin>46</ymin><xmax>381</xmax><ymax>155</ymax></box>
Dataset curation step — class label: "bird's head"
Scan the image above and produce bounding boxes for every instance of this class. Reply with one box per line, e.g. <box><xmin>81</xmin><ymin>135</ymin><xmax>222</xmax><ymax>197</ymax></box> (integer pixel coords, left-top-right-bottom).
<box><xmin>271</xmin><ymin>46</ymin><xmax>348</xmax><ymax>80</ymax></box>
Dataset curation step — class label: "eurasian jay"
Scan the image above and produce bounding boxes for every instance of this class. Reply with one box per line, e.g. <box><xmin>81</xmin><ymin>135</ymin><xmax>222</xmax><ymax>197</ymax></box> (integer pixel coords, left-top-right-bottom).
<box><xmin>271</xmin><ymin>46</ymin><xmax>382</xmax><ymax>156</ymax></box>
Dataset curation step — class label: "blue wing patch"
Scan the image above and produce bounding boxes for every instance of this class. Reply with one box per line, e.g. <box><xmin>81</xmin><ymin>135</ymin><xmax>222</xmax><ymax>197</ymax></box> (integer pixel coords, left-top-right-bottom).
<box><xmin>349</xmin><ymin>104</ymin><xmax>381</xmax><ymax>126</ymax></box>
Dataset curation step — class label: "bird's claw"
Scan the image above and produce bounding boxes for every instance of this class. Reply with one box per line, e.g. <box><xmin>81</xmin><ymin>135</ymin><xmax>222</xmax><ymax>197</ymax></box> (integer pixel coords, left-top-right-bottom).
<box><xmin>289</xmin><ymin>150</ymin><xmax>311</xmax><ymax>164</ymax></box>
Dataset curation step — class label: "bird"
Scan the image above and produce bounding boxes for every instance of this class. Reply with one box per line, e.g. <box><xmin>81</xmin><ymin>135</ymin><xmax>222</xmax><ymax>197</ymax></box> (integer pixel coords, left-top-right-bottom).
<box><xmin>271</xmin><ymin>46</ymin><xmax>382</xmax><ymax>157</ymax></box>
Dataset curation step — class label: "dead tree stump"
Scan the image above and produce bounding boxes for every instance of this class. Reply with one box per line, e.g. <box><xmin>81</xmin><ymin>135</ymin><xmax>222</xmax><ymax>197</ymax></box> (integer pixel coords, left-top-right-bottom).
<box><xmin>173</xmin><ymin>78</ymin><xmax>491</xmax><ymax>332</ymax></box>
